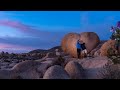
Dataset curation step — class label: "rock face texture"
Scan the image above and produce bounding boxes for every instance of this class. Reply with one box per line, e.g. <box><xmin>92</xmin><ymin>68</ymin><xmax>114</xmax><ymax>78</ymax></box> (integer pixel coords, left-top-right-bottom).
<box><xmin>43</xmin><ymin>65</ymin><xmax>70</xmax><ymax>79</ymax></box>
<box><xmin>100</xmin><ymin>40</ymin><xmax>120</xmax><ymax>56</ymax></box>
<box><xmin>77</xmin><ymin>56</ymin><xmax>110</xmax><ymax>79</ymax></box>
<box><xmin>61</xmin><ymin>33</ymin><xmax>80</xmax><ymax>57</ymax></box>
<box><xmin>90</xmin><ymin>40</ymin><xmax>107</xmax><ymax>56</ymax></box>
<box><xmin>65</xmin><ymin>61</ymin><xmax>85</xmax><ymax>79</ymax></box>
<box><xmin>0</xmin><ymin>55</ymin><xmax>111</xmax><ymax>79</ymax></box>
<box><xmin>61</xmin><ymin>32</ymin><xmax>100</xmax><ymax>58</ymax></box>
<box><xmin>80</xmin><ymin>32</ymin><xmax>100</xmax><ymax>53</ymax></box>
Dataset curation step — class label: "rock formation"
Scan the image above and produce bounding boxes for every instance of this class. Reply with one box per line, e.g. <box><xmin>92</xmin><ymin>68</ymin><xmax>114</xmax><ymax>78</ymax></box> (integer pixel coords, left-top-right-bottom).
<box><xmin>43</xmin><ymin>65</ymin><xmax>70</xmax><ymax>79</ymax></box>
<box><xmin>65</xmin><ymin>61</ymin><xmax>85</xmax><ymax>79</ymax></box>
<box><xmin>61</xmin><ymin>32</ymin><xmax>100</xmax><ymax>58</ymax></box>
<box><xmin>100</xmin><ymin>40</ymin><xmax>120</xmax><ymax>56</ymax></box>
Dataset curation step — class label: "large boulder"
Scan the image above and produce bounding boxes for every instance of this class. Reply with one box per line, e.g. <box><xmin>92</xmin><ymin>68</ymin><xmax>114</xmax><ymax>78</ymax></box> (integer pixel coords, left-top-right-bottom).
<box><xmin>0</xmin><ymin>70</ymin><xmax>12</xmax><ymax>79</ymax></box>
<box><xmin>61</xmin><ymin>32</ymin><xmax>100</xmax><ymax>58</ymax></box>
<box><xmin>80</xmin><ymin>32</ymin><xmax>100</xmax><ymax>53</ymax></box>
<box><xmin>11</xmin><ymin>61</ymin><xmax>41</xmax><ymax>79</ymax></box>
<box><xmin>37</xmin><ymin>60</ymin><xmax>54</xmax><ymax>78</ymax></box>
<box><xmin>61</xmin><ymin>33</ymin><xmax>80</xmax><ymax>57</ymax></box>
<box><xmin>0</xmin><ymin>59</ymin><xmax>57</xmax><ymax>79</ymax></box>
<box><xmin>100</xmin><ymin>64</ymin><xmax>120</xmax><ymax>79</ymax></box>
<box><xmin>77</xmin><ymin>56</ymin><xmax>110</xmax><ymax>79</ymax></box>
<box><xmin>90</xmin><ymin>40</ymin><xmax>107</xmax><ymax>56</ymax></box>
<box><xmin>43</xmin><ymin>65</ymin><xmax>70</xmax><ymax>79</ymax></box>
<box><xmin>12</xmin><ymin>68</ymin><xmax>40</xmax><ymax>79</ymax></box>
<box><xmin>65</xmin><ymin>61</ymin><xmax>85</xmax><ymax>79</ymax></box>
<box><xmin>100</xmin><ymin>40</ymin><xmax>120</xmax><ymax>56</ymax></box>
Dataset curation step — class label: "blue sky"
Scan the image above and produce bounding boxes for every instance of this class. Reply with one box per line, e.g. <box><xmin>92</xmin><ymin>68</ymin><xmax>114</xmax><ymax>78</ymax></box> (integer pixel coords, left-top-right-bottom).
<box><xmin>0</xmin><ymin>11</ymin><xmax>120</xmax><ymax>53</ymax></box>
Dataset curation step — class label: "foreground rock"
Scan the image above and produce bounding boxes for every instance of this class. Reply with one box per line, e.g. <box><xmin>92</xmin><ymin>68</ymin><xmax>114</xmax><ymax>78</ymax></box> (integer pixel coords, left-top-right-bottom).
<box><xmin>99</xmin><ymin>64</ymin><xmax>120</xmax><ymax>79</ymax></box>
<box><xmin>10</xmin><ymin>61</ymin><xmax>41</xmax><ymax>79</ymax></box>
<box><xmin>65</xmin><ymin>61</ymin><xmax>85</xmax><ymax>79</ymax></box>
<box><xmin>0</xmin><ymin>70</ymin><xmax>11</xmax><ymax>79</ymax></box>
<box><xmin>43</xmin><ymin>65</ymin><xmax>70</xmax><ymax>79</ymax></box>
<box><xmin>0</xmin><ymin>54</ymin><xmax>112</xmax><ymax>79</ymax></box>
<box><xmin>37</xmin><ymin>60</ymin><xmax>54</xmax><ymax>78</ymax></box>
<box><xmin>100</xmin><ymin>40</ymin><xmax>120</xmax><ymax>56</ymax></box>
<box><xmin>0</xmin><ymin>57</ymin><xmax>68</xmax><ymax>79</ymax></box>
<box><xmin>90</xmin><ymin>40</ymin><xmax>107</xmax><ymax>56</ymax></box>
<box><xmin>0</xmin><ymin>60</ymin><xmax>42</xmax><ymax>79</ymax></box>
<box><xmin>77</xmin><ymin>56</ymin><xmax>110</xmax><ymax>79</ymax></box>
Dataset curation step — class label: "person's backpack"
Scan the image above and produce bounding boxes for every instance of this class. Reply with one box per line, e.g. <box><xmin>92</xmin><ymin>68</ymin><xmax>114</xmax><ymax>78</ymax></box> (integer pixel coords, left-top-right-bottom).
<box><xmin>81</xmin><ymin>43</ymin><xmax>86</xmax><ymax>50</ymax></box>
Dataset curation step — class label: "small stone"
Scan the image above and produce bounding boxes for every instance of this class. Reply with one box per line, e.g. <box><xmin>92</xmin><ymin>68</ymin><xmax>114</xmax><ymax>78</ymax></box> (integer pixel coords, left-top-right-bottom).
<box><xmin>9</xmin><ymin>63</ymin><xmax>17</xmax><ymax>68</ymax></box>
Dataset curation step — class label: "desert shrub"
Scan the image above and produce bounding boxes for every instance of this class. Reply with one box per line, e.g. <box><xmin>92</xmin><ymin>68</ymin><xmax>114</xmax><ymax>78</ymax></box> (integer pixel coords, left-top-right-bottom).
<box><xmin>58</xmin><ymin>56</ymin><xmax>65</xmax><ymax>63</ymax></box>
<box><xmin>107</xmin><ymin>48</ymin><xmax>116</xmax><ymax>57</ymax></box>
<box><xmin>98</xmin><ymin>21</ymin><xmax>120</xmax><ymax>79</ymax></box>
<box><xmin>52</xmin><ymin>56</ymin><xmax>65</xmax><ymax>67</ymax></box>
<box><xmin>107</xmin><ymin>48</ymin><xmax>120</xmax><ymax>64</ymax></box>
<box><xmin>110</xmin><ymin>22</ymin><xmax>120</xmax><ymax>54</ymax></box>
<box><xmin>4</xmin><ymin>59</ymin><xmax>11</xmax><ymax>62</ymax></box>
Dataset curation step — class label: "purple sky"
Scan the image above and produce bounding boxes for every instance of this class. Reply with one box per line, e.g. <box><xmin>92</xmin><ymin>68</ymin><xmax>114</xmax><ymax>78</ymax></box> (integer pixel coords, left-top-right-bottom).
<box><xmin>0</xmin><ymin>11</ymin><xmax>120</xmax><ymax>53</ymax></box>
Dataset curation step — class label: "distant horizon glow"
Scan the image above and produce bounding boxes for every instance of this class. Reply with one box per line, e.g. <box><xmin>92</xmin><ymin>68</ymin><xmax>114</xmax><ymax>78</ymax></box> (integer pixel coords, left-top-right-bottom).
<box><xmin>0</xmin><ymin>11</ymin><xmax>120</xmax><ymax>53</ymax></box>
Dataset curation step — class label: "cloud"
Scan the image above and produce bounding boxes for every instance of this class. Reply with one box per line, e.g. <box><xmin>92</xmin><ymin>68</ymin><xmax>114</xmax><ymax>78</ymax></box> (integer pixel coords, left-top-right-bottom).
<box><xmin>0</xmin><ymin>20</ymin><xmax>53</xmax><ymax>37</ymax></box>
<box><xmin>0</xmin><ymin>36</ymin><xmax>64</xmax><ymax>53</ymax></box>
<box><xmin>0</xmin><ymin>20</ymin><xmax>34</xmax><ymax>32</ymax></box>
<box><xmin>0</xmin><ymin>31</ymin><xmax>67</xmax><ymax>52</ymax></box>
<box><xmin>0</xmin><ymin>19</ymin><xmax>70</xmax><ymax>49</ymax></box>
<box><xmin>0</xmin><ymin>12</ymin><xmax>116</xmax><ymax>53</ymax></box>
<box><xmin>0</xmin><ymin>17</ymin><xmax>111</xmax><ymax>52</ymax></box>
<box><xmin>0</xmin><ymin>36</ymin><xmax>63</xmax><ymax>48</ymax></box>
<box><xmin>0</xmin><ymin>19</ymin><xmax>69</xmax><ymax>42</ymax></box>
<box><xmin>0</xmin><ymin>18</ymin><xmax>70</xmax><ymax>53</ymax></box>
<box><xmin>0</xmin><ymin>43</ymin><xmax>33</xmax><ymax>49</ymax></box>
<box><xmin>0</xmin><ymin>42</ymin><xmax>34</xmax><ymax>53</ymax></box>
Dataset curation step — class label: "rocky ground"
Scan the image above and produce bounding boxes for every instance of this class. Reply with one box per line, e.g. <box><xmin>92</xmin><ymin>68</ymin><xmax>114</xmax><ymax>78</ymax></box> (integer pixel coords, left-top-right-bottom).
<box><xmin>0</xmin><ymin>46</ymin><xmax>62</xmax><ymax>70</ymax></box>
<box><xmin>0</xmin><ymin>40</ymin><xmax>119</xmax><ymax>79</ymax></box>
<box><xmin>0</xmin><ymin>52</ymin><xmax>112</xmax><ymax>79</ymax></box>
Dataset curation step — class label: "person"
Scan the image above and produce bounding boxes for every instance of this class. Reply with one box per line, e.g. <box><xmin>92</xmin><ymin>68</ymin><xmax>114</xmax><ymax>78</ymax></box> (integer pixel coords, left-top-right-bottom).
<box><xmin>81</xmin><ymin>41</ymin><xmax>87</xmax><ymax>58</ymax></box>
<box><xmin>76</xmin><ymin>40</ymin><xmax>82</xmax><ymax>58</ymax></box>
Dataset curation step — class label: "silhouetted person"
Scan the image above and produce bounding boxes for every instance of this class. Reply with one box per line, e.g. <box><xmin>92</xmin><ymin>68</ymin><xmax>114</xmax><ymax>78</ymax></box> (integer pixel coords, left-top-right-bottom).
<box><xmin>76</xmin><ymin>40</ymin><xmax>82</xmax><ymax>58</ymax></box>
<box><xmin>81</xmin><ymin>41</ymin><xmax>87</xmax><ymax>58</ymax></box>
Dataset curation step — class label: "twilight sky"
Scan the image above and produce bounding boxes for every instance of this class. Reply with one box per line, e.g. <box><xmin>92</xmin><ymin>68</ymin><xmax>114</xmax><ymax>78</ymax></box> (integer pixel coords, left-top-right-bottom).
<box><xmin>0</xmin><ymin>11</ymin><xmax>120</xmax><ymax>53</ymax></box>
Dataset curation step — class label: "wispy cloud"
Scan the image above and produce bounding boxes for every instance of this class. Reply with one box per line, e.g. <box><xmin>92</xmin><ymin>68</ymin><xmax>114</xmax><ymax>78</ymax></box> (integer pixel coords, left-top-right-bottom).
<box><xmin>0</xmin><ymin>43</ymin><xmax>35</xmax><ymax>53</ymax></box>
<box><xmin>0</xmin><ymin>19</ymin><xmax>69</xmax><ymax>48</ymax></box>
<box><xmin>0</xmin><ymin>43</ymin><xmax>33</xmax><ymax>49</ymax></box>
<box><xmin>0</xmin><ymin>19</ymin><xmax>53</xmax><ymax>37</ymax></box>
<box><xmin>0</xmin><ymin>35</ymin><xmax>64</xmax><ymax>49</ymax></box>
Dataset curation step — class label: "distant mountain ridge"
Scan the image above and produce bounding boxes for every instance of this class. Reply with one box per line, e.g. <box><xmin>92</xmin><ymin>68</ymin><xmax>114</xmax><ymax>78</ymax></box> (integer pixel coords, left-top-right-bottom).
<box><xmin>29</xmin><ymin>46</ymin><xmax>62</xmax><ymax>54</ymax></box>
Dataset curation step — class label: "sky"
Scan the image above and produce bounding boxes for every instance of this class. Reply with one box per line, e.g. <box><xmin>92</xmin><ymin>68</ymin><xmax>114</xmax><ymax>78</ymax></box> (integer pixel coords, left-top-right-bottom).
<box><xmin>0</xmin><ymin>11</ymin><xmax>120</xmax><ymax>53</ymax></box>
